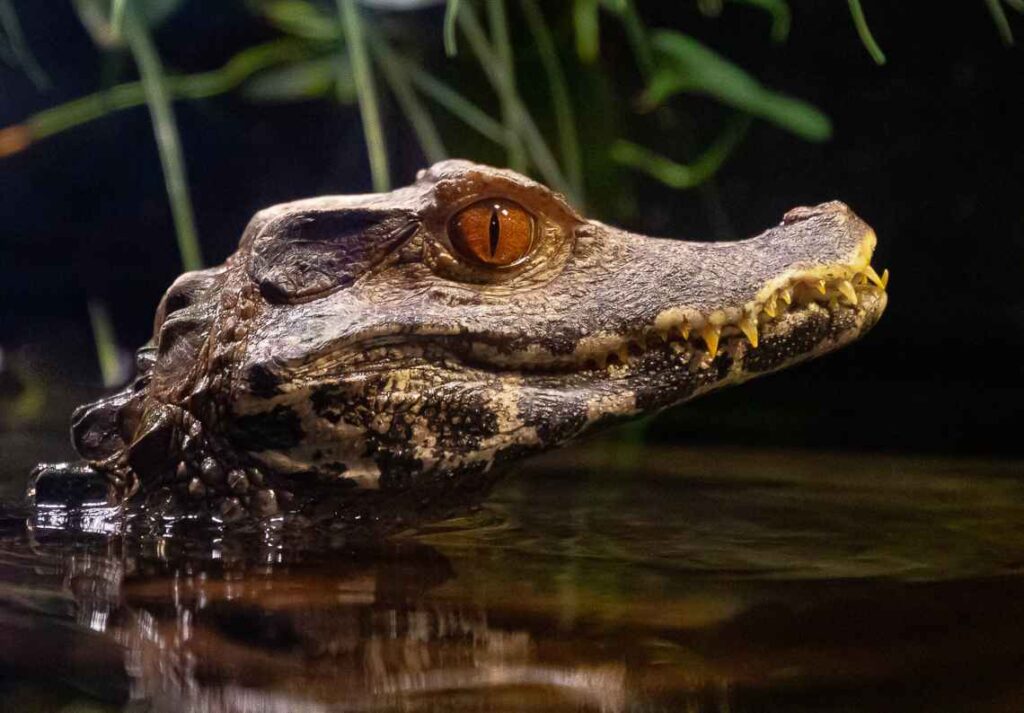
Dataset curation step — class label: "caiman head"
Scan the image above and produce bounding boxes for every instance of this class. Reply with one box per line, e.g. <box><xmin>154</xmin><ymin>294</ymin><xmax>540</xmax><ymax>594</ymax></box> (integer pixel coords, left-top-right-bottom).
<box><xmin>62</xmin><ymin>160</ymin><xmax>887</xmax><ymax>519</ymax></box>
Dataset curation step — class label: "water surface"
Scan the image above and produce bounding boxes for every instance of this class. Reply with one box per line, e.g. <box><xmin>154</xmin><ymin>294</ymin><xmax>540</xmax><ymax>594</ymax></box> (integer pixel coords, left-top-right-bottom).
<box><xmin>2</xmin><ymin>439</ymin><xmax>1023</xmax><ymax>711</ymax></box>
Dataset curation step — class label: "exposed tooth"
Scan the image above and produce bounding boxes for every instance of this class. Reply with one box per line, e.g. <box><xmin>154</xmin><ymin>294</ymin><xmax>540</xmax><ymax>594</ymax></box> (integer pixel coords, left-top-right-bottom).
<box><xmin>880</xmin><ymin>269</ymin><xmax>890</xmax><ymax>288</ymax></box>
<box><xmin>701</xmin><ymin>324</ymin><xmax>721</xmax><ymax>358</ymax></box>
<box><xmin>764</xmin><ymin>292</ymin><xmax>778</xmax><ymax>318</ymax></box>
<box><xmin>780</xmin><ymin>288</ymin><xmax>793</xmax><ymax>305</ymax></box>
<box><xmin>678</xmin><ymin>324</ymin><xmax>691</xmax><ymax>340</ymax></box>
<box><xmin>816</xmin><ymin>279</ymin><xmax>827</xmax><ymax>295</ymax></box>
<box><xmin>738</xmin><ymin>316</ymin><xmax>759</xmax><ymax>347</ymax></box>
<box><xmin>837</xmin><ymin>279</ymin><xmax>858</xmax><ymax>305</ymax></box>
<box><xmin>864</xmin><ymin>265</ymin><xmax>884</xmax><ymax>288</ymax></box>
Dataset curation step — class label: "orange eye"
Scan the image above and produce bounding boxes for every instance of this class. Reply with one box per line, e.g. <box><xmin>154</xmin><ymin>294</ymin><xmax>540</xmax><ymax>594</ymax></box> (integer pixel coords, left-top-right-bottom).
<box><xmin>449</xmin><ymin>199</ymin><xmax>534</xmax><ymax>267</ymax></box>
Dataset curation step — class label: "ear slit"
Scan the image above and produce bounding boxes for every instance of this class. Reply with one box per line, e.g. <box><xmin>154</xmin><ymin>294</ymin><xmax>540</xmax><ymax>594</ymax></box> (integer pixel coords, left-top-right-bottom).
<box><xmin>248</xmin><ymin>209</ymin><xmax>418</xmax><ymax>303</ymax></box>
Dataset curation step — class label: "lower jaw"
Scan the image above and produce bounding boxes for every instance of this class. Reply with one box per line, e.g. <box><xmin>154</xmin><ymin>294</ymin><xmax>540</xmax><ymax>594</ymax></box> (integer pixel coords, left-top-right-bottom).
<box><xmin>575</xmin><ymin>289</ymin><xmax>887</xmax><ymax>415</ymax></box>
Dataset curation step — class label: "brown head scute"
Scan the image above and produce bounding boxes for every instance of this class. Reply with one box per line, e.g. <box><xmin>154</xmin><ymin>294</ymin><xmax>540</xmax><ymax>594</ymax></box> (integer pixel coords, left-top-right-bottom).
<box><xmin>52</xmin><ymin>160</ymin><xmax>886</xmax><ymax>522</ymax></box>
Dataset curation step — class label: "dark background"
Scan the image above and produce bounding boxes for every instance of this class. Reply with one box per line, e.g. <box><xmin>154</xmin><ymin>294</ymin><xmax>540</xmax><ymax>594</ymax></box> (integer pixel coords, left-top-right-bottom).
<box><xmin>1</xmin><ymin>1</ymin><xmax>1022</xmax><ymax>456</ymax></box>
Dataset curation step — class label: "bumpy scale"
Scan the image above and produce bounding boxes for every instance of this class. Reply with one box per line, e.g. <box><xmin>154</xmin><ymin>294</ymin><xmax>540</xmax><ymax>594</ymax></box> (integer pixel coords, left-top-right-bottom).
<box><xmin>29</xmin><ymin>161</ymin><xmax>888</xmax><ymax>527</ymax></box>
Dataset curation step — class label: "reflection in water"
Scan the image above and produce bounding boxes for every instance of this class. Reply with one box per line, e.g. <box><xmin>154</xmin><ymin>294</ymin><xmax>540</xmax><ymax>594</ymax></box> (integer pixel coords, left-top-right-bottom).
<box><xmin>2</xmin><ymin>444</ymin><xmax>1024</xmax><ymax>711</ymax></box>
<box><xmin>2</xmin><ymin>520</ymin><xmax>631</xmax><ymax>712</ymax></box>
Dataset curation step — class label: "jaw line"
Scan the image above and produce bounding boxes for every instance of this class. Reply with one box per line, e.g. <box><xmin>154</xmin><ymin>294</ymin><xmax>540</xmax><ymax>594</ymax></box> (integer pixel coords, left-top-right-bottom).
<box><xmin>281</xmin><ymin>263</ymin><xmax>888</xmax><ymax>388</ymax></box>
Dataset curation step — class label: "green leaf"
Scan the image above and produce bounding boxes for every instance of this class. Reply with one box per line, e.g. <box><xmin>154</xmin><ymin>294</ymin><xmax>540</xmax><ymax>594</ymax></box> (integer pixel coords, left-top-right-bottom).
<box><xmin>241</xmin><ymin>58</ymin><xmax>346</xmax><ymax>102</ymax></box>
<box><xmin>847</xmin><ymin>0</ymin><xmax>886</xmax><ymax>63</ymax></box>
<box><xmin>647</xmin><ymin>30</ymin><xmax>831</xmax><ymax>142</ymax></box>
<box><xmin>612</xmin><ymin>115</ymin><xmax>751</xmax><ymax>189</ymax></box>
<box><xmin>262</xmin><ymin>0</ymin><xmax>341</xmax><ymax>41</ymax></box>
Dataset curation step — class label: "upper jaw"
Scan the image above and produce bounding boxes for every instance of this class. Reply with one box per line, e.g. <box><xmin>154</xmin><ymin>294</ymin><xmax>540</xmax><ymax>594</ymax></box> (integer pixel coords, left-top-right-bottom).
<box><xmin>462</xmin><ymin>202</ymin><xmax>888</xmax><ymax>375</ymax></box>
<box><xmin>243</xmin><ymin>202</ymin><xmax>886</xmax><ymax>390</ymax></box>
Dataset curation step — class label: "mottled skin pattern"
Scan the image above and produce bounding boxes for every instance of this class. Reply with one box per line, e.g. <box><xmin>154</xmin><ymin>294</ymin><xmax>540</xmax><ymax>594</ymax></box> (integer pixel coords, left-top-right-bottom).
<box><xmin>30</xmin><ymin>161</ymin><xmax>887</xmax><ymax>527</ymax></box>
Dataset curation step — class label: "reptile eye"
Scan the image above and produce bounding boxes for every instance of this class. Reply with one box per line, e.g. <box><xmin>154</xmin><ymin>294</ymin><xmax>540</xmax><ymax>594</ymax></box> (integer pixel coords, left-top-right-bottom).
<box><xmin>449</xmin><ymin>199</ymin><xmax>534</xmax><ymax>267</ymax></box>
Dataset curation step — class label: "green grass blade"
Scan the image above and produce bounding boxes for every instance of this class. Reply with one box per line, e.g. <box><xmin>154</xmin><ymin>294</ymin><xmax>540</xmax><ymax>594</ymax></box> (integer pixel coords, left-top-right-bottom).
<box><xmin>847</xmin><ymin>0</ymin><xmax>887</xmax><ymax>64</ymax></box>
<box><xmin>487</xmin><ymin>0</ymin><xmax>527</xmax><ymax>171</ymax></box>
<box><xmin>983</xmin><ymin>0</ymin><xmax>1016</xmax><ymax>44</ymax></box>
<box><xmin>87</xmin><ymin>299</ymin><xmax>122</xmax><ymax>388</ymax></box>
<box><xmin>457</xmin><ymin>4</ymin><xmax>573</xmax><ymax>199</ymax></box>
<box><xmin>573</xmin><ymin>0</ymin><xmax>600</xmax><ymax>63</ymax></box>
<box><xmin>444</xmin><ymin>0</ymin><xmax>461</xmax><ymax>56</ymax></box>
<box><xmin>368</xmin><ymin>33</ymin><xmax>447</xmax><ymax>164</ymax></box>
<box><xmin>337</xmin><ymin>0</ymin><xmax>390</xmax><ymax>192</ymax></box>
<box><xmin>520</xmin><ymin>0</ymin><xmax>584</xmax><ymax>203</ymax></box>
<box><xmin>611</xmin><ymin>115</ymin><xmax>752</xmax><ymax>189</ymax></box>
<box><xmin>110</xmin><ymin>0</ymin><xmax>128</xmax><ymax>37</ymax></box>
<box><xmin>123</xmin><ymin>3</ymin><xmax>203</xmax><ymax>271</ymax></box>
<box><xmin>403</xmin><ymin>62</ymin><xmax>509</xmax><ymax>146</ymax></box>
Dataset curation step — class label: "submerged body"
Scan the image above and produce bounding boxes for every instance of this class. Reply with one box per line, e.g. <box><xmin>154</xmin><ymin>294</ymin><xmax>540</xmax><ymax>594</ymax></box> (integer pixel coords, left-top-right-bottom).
<box><xmin>31</xmin><ymin>161</ymin><xmax>887</xmax><ymax>525</ymax></box>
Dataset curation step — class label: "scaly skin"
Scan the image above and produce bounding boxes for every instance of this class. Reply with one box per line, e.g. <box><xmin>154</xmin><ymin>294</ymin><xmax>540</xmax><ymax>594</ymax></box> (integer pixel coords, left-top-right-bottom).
<box><xmin>30</xmin><ymin>161</ymin><xmax>887</xmax><ymax>526</ymax></box>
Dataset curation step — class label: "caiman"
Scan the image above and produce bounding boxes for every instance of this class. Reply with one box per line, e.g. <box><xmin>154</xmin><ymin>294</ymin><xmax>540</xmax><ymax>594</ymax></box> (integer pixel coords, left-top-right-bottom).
<box><xmin>29</xmin><ymin>161</ymin><xmax>888</xmax><ymax>527</ymax></box>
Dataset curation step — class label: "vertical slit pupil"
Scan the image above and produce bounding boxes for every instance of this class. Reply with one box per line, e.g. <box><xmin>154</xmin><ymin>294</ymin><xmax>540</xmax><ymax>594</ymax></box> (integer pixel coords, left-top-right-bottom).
<box><xmin>488</xmin><ymin>208</ymin><xmax>501</xmax><ymax>258</ymax></box>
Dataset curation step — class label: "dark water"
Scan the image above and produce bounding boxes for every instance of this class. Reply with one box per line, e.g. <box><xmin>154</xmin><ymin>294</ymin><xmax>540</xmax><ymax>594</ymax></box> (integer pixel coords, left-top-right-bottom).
<box><xmin>2</xmin><ymin>437</ymin><xmax>1024</xmax><ymax>712</ymax></box>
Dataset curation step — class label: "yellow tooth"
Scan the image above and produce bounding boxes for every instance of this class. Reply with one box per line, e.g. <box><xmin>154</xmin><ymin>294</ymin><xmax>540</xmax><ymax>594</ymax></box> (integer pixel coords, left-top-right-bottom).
<box><xmin>864</xmin><ymin>265</ymin><xmax>884</xmax><ymax>288</ymax></box>
<box><xmin>816</xmin><ymin>279</ymin><xmax>827</xmax><ymax>295</ymax></box>
<box><xmin>739</xmin><ymin>316</ymin><xmax>759</xmax><ymax>347</ymax></box>
<box><xmin>701</xmin><ymin>325</ymin><xmax>721</xmax><ymax>358</ymax></box>
<box><xmin>838</xmin><ymin>279</ymin><xmax>858</xmax><ymax>305</ymax></box>
<box><xmin>880</xmin><ymin>269</ymin><xmax>890</xmax><ymax>288</ymax></box>
<box><xmin>764</xmin><ymin>293</ymin><xmax>778</xmax><ymax>318</ymax></box>
<box><xmin>679</xmin><ymin>323</ymin><xmax>691</xmax><ymax>339</ymax></box>
<box><xmin>780</xmin><ymin>287</ymin><xmax>792</xmax><ymax>305</ymax></box>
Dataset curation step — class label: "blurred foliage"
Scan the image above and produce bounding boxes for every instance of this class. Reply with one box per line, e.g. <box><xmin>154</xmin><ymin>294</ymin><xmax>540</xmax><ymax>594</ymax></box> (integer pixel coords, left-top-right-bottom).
<box><xmin>1</xmin><ymin>0</ymin><xmax>840</xmax><ymax>255</ymax></box>
<box><xmin>986</xmin><ymin>0</ymin><xmax>1024</xmax><ymax>44</ymax></box>
<box><xmin>1</xmin><ymin>0</ymin><xmax>1022</xmax><ymax>274</ymax></box>
<box><xmin>0</xmin><ymin>348</ymin><xmax>45</xmax><ymax>428</ymax></box>
<box><xmin>0</xmin><ymin>0</ymin><xmax>49</xmax><ymax>88</ymax></box>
